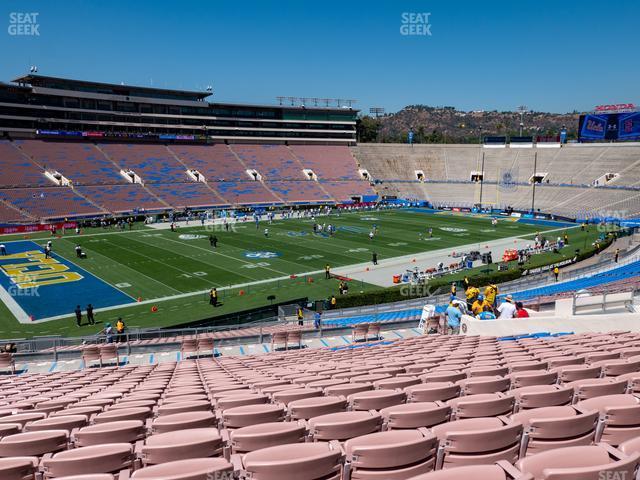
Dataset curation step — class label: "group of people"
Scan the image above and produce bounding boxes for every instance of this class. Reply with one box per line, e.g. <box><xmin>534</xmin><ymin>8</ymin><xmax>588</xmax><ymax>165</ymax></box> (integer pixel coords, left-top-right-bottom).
<box><xmin>445</xmin><ymin>279</ymin><xmax>530</xmax><ymax>334</ymax></box>
<box><xmin>74</xmin><ymin>304</ymin><xmax>126</xmax><ymax>342</ymax></box>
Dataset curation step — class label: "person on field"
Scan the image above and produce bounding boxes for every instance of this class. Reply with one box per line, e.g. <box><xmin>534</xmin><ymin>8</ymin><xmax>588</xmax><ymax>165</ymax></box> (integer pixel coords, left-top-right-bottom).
<box><xmin>209</xmin><ymin>288</ymin><xmax>218</xmax><ymax>307</ymax></box>
<box><xmin>325</xmin><ymin>264</ymin><xmax>331</xmax><ymax>279</ymax></box>
<box><xmin>75</xmin><ymin>305</ymin><xmax>82</xmax><ymax>327</ymax></box>
<box><xmin>372</xmin><ymin>252</ymin><xmax>378</xmax><ymax>265</ymax></box>
<box><xmin>297</xmin><ymin>306</ymin><xmax>304</xmax><ymax>326</ymax></box>
<box><xmin>553</xmin><ymin>266</ymin><xmax>559</xmax><ymax>282</ymax></box>
<box><xmin>330</xmin><ymin>295</ymin><xmax>337</xmax><ymax>309</ymax></box>
<box><xmin>86</xmin><ymin>304</ymin><xmax>95</xmax><ymax>325</ymax></box>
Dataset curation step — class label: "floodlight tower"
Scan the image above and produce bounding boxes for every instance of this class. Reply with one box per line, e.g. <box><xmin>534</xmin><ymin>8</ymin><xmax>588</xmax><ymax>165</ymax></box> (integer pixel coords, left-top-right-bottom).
<box><xmin>369</xmin><ymin>108</ymin><xmax>385</xmax><ymax>143</ymax></box>
<box><xmin>517</xmin><ymin>105</ymin><xmax>528</xmax><ymax>136</ymax></box>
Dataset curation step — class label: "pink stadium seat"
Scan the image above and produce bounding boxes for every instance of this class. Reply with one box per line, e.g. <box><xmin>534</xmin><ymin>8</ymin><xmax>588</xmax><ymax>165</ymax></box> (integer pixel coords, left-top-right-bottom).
<box><xmin>240</xmin><ymin>442</ymin><xmax>343</xmax><ymax>480</ymax></box>
<box><xmin>431</xmin><ymin>417</ymin><xmax>523</xmax><ymax>469</ymax></box>
<box><xmin>515</xmin><ymin>445</ymin><xmax>640</xmax><ymax>480</ymax></box>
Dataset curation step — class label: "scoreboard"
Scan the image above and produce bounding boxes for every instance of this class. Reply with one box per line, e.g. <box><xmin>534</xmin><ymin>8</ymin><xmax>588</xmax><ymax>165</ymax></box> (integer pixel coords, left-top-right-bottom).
<box><xmin>579</xmin><ymin>111</ymin><xmax>640</xmax><ymax>141</ymax></box>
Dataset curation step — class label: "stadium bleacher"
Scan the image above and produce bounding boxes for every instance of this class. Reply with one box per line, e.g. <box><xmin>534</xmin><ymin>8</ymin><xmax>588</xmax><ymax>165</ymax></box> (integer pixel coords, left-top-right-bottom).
<box><xmin>2</xmin><ymin>332</ymin><xmax>640</xmax><ymax>478</ymax></box>
<box><xmin>508</xmin><ymin>259</ymin><xmax>640</xmax><ymax>302</ymax></box>
<box><xmin>232</xmin><ymin>145</ymin><xmax>305</xmax><ymax>180</ymax></box>
<box><xmin>0</xmin><ymin>141</ymin><xmax>47</xmax><ymax>188</ymax></box>
<box><xmin>75</xmin><ymin>185</ymin><xmax>168</xmax><ymax>213</ymax></box>
<box><xmin>3</xmin><ymin>139</ymin><xmax>640</xmax><ymax>221</ymax></box>
<box><xmin>0</xmin><ymin>187</ymin><xmax>105</xmax><ymax>219</ymax></box>
<box><xmin>98</xmin><ymin>143</ymin><xmax>188</xmax><ymax>184</ymax></box>
<box><xmin>352</xmin><ymin>143</ymin><xmax>640</xmax><ymax>218</ymax></box>
<box><xmin>0</xmin><ymin>141</ymin><xmax>376</xmax><ymax>221</ymax></box>
<box><xmin>17</xmin><ymin>140</ymin><xmax>125</xmax><ymax>185</ymax></box>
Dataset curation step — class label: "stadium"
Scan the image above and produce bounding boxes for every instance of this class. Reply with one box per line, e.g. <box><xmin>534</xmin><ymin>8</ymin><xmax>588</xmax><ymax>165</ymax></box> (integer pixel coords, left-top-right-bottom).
<box><xmin>1</xmin><ymin>2</ymin><xmax>640</xmax><ymax>479</ymax></box>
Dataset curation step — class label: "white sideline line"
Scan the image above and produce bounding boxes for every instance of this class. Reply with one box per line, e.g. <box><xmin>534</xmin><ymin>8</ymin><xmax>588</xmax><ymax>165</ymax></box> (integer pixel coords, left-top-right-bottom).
<box><xmin>18</xmin><ymin>268</ymin><xmax>326</xmax><ymax>324</ymax></box>
<box><xmin>0</xmin><ymin>285</ymin><xmax>31</xmax><ymax>323</ymax></box>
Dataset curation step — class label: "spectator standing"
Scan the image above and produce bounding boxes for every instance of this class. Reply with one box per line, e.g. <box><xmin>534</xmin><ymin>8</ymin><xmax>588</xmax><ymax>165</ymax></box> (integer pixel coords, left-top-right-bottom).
<box><xmin>497</xmin><ymin>295</ymin><xmax>517</xmax><ymax>319</ymax></box>
<box><xmin>445</xmin><ymin>302</ymin><xmax>462</xmax><ymax>335</ymax></box>
<box><xmin>515</xmin><ymin>302</ymin><xmax>529</xmax><ymax>318</ymax></box>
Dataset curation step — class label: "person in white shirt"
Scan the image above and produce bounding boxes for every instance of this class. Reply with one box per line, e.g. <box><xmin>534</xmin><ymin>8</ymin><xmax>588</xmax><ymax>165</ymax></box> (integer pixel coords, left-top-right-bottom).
<box><xmin>497</xmin><ymin>295</ymin><xmax>517</xmax><ymax>319</ymax></box>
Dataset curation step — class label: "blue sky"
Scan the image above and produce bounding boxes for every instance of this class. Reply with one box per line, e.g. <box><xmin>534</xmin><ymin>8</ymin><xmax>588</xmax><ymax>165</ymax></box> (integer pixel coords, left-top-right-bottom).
<box><xmin>0</xmin><ymin>0</ymin><xmax>638</xmax><ymax>114</ymax></box>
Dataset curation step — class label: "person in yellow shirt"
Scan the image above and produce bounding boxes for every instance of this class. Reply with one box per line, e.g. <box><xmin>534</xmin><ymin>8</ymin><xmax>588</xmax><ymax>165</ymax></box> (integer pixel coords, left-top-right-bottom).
<box><xmin>484</xmin><ymin>284</ymin><xmax>498</xmax><ymax>306</ymax></box>
<box><xmin>471</xmin><ymin>294</ymin><xmax>491</xmax><ymax>316</ymax></box>
<box><xmin>115</xmin><ymin>318</ymin><xmax>126</xmax><ymax>342</ymax></box>
<box><xmin>465</xmin><ymin>286</ymin><xmax>479</xmax><ymax>311</ymax></box>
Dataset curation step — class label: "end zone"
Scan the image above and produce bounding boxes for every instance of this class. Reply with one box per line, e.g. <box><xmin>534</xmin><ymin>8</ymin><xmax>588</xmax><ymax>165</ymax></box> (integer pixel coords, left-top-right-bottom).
<box><xmin>0</xmin><ymin>241</ymin><xmax>136</xmax><ymax>322</ymax></box>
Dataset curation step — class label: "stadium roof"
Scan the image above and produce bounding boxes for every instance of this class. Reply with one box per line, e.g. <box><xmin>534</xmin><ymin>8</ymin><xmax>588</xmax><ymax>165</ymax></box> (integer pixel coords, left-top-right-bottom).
<box><xmin>12</xmin><ymin>74</ymin><xmax>212</xmax><ymax>101</ymax></box>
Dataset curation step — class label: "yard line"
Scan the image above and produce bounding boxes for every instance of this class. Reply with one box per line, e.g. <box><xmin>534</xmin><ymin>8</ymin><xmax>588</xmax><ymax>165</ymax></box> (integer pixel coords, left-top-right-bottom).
<box><xmin>99</xmin><ymin>237</ymin><xmax>217</xmax><ymax>289</ymax></box>
<box><xmin>122</xmin><ymin>234</ymin><xmax>264</xmax><ymax>282</ymax></box>
<box><xmin>55</xmin><ymin>237</ymin><xmax>183</xmax><ymax>295</ymax></box>
<box><xmin>157</xmin><ymin>234</ymin><xmax>291</xmax><ymax>277</ymax></box>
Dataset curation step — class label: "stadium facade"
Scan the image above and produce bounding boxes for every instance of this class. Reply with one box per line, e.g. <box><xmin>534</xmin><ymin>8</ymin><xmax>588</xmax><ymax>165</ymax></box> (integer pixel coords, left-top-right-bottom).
<box><xmin>0</xmin><ymin>74</ymin><xmax>357</xmax><ymax>144</ymax></box>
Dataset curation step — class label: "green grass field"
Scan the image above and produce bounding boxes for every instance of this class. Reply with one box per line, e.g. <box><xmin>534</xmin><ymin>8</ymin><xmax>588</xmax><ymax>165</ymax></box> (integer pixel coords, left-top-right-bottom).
<box><xmin>0</xmin><ymin>210</ymin><xmax>596</xmax><ymax>338</ymax></box>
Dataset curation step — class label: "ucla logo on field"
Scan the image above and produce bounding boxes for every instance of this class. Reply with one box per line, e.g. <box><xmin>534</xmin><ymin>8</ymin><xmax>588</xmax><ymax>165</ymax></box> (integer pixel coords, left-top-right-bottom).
<box><xmin>0</xmin><ymin>241</ymin><xmax>135</xmax><ymax>321</ymax></box>
<box><xmin>360</xmin><ymin>217</ymin><xmax>379</xmax><ymax>221</ymax></box>
<box><xmin>286</xmin><ymin>231</ymin><xmax>308</xmax><ymax>237</ymax></box>
<box><xmin>244</xmin><ymin>251</ymin><xmax>281</xmax><ymax>259</ymax></box>
<box><xmin>439</xmin><ymin>227</ymin><xmax>467</xmax><ymax>233</ymax></box>
<box><xmin>0</xmin><ymin>250</ymin><xmax>82</xmax><ymax>289</ymax></box>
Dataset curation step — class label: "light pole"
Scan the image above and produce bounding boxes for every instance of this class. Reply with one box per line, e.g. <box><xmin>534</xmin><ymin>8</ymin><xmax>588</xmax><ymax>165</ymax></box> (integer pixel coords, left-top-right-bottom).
<box><xmin>478</xmin><ymin>151</ymin><xmax>485</xmax><ymax>210</ymax></box>
<box><xmin>531</xmin><ymin>151</ymin><xmax>538</xmax><ymax>213</ymax></box>
<box><xmin>369</xmin><ymin>107</ymin><xmax>385</xmax><ymax>143</ymax></box>
<box><xmin>517</xmin><ymin>105</ymin><xmax>528</xmax><ymax>136</ymax></box>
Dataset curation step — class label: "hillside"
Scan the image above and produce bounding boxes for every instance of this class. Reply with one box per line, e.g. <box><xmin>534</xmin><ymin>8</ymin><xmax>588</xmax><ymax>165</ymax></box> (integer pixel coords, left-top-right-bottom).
<box><xmin>358</xmin><ymin>105</ymin><xmax>581</xmax><ymax>143</ymax></box>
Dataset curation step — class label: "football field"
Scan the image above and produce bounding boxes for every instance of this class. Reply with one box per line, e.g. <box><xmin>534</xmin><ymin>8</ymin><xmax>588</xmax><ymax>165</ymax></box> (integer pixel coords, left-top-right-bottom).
<box><xmin>0</xmin><ymin>209</ymin><xmax>586</xmax><ymax>337</ymax></box>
